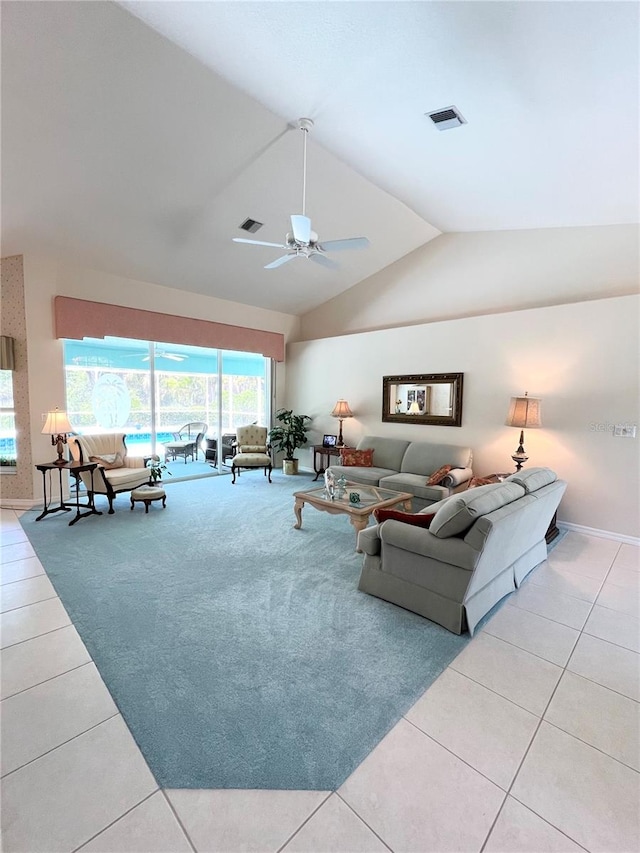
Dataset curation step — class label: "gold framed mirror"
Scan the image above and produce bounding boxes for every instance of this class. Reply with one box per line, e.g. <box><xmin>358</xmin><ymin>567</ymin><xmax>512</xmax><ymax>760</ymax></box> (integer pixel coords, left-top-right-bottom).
<box><xmin>382</xmin><ymin>373</ymin><xmax>464</xmax><ymax>427</ymax></box>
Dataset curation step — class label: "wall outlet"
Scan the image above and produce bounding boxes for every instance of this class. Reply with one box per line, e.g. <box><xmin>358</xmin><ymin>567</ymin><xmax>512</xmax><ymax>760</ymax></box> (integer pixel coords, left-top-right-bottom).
<box><xmin>613</xmin><ymin>424</ymin><xmax>637</xmax><ymax>438</ymax></box>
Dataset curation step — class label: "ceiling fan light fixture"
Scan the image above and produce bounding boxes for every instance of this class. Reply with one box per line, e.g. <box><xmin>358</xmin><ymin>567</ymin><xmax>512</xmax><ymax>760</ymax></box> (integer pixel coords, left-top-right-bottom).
<box><xmin>426</xmin><ymin>105</ymin><xmax>467</xmax><ymax>131</ymax></box>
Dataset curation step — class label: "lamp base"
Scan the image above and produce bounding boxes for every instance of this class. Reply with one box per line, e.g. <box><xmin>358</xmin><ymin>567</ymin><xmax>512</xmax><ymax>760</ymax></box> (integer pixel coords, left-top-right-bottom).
<box><xmin>511</xmin><ymin>453</ymin><xmax>528</xmax><ymax>472</ymax></box>
<box><xmin>336</xmin><ymin>420</ymin><xmax>345</xmax><ymax>447</ymax></box>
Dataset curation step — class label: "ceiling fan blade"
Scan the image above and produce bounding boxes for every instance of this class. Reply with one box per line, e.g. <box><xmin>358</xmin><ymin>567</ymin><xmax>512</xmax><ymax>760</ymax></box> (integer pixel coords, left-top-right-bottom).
<box><xmin>233</xmin><ymin>238</ymin><xmax>288</xmax><ymax>248</ymax></box>
<box><xmin>309</xmin><ymin>252</ymin><xmax>339</xmax><ymax>270</ymax></box>
<box><xmin>264</xmin><ymin>253</ymin><xmax>298</xmax><ymax>270</ymax></box>
<box><xmin>317</xmin><ymin>237</ymin><xmax>370</xmax><ymax>252</ymax></box>
<box><xmin>291</xmin><ymin>214</ymin><xmax>311</xmax><ymax>245</ymax></box>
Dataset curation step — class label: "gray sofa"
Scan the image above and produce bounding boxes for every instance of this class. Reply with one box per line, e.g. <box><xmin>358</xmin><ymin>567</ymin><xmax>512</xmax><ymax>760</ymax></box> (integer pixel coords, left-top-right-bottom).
<box><xmin>357</xmin><ymin>467</ymin><xmax>567</xmax><ymax>635</ymax></box>
<box><xmin>327</xmin><ymin>435</ymin><xmax>473</xmax><ymax>510</ymax></box>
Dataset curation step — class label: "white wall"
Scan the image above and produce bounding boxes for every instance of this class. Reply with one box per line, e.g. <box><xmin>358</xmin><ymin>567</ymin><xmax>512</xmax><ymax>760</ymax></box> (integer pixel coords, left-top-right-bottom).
<box><xmin>298</xmin><ymin>225</ymin><xmax>639</xmax><ymax>340</ymax></box>
<box><xmin>22</xmin><ymin>254</ymin><xmax>300</xmax><ymax>501</ymax></box>
<box><xmin>286</xmin><ymin>295</ymin><xmax>640</xmax><ymax>539</ymax></box>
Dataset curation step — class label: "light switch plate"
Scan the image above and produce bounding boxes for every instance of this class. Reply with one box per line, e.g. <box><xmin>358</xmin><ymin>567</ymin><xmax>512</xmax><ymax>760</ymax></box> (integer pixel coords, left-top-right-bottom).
<box><xmin>613</xmin><ymin>424</ymin><xmax>637</xmax><ymax>438</ymax></box>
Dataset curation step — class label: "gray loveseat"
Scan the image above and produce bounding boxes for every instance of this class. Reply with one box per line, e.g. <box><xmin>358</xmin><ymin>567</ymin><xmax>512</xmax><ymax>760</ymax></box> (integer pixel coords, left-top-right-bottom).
<box><xmin>327</xmin><ymin>435</ymin><xmax>473</xmax><ymax>510</ymax></box>
<box><xmin>357</xmin><ymin>467</ymin><xmax>567</xmax><ymax>635</ymax></box>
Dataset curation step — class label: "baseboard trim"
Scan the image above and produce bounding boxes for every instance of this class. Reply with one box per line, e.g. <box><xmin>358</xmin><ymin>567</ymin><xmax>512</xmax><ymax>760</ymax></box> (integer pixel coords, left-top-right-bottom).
<box><xmin>559</xmin><ymin>521</ymin><xmax>640</xmax><ymax>546</ymax></box>
<box><xmin>0</xmin><ymin>499</ymin><xmax>38</xmax><ymax>511</ymax></box>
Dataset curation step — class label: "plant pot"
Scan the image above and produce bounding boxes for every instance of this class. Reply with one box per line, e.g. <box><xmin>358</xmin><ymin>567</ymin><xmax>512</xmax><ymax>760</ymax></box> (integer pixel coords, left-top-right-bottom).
<box><xmin>283</xmin><ymin>458</ymin><xmax>299</xmax><ymax>476</ymax></box>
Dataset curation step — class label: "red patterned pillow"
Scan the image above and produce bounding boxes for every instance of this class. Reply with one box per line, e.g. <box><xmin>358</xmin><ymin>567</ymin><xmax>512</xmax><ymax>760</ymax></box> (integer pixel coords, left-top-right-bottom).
<box><xmin>468</xmin><ymin>476</ymin><xmax>496</xmax><ymax>489</ymax></box>
<box><xmin>374</xmin><ymin>509</ymin><xmax>436</xmax><ymax>528</ymax></box>
<box><xmin>340</xmin><ymin>448</ymin><xmax>374</xmax><ymax>467</ymax></box>
<box><xmin>427</xmin><ymin>464</ymin><xmax>452</xmax><ymax>486</ymax></box>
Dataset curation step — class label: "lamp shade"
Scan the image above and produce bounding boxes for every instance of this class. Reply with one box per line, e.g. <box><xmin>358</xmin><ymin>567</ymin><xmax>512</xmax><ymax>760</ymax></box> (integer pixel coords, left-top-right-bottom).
<box><xmin>42</xmin><ymin>408</ymin><xmax>73</xmax><ymax>436</ymax></box>
<box><xmin>330</xmin><ymin>399</ymin><xmax>353</xmax><ymax>419</ymax></box>
<box><xmin>506</xmin><ymin>393</ymin><xmax>542</xmax><ymax>429</ymax></box>
<box><xmin>408</xmin><ymin>401</ymin><xmax>421</xmax><ymax>414</ymax></box>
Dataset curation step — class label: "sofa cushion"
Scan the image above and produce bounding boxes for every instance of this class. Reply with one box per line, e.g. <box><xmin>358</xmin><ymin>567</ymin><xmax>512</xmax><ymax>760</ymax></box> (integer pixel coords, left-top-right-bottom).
<box><xmin>356</xmin><ymin>436</ymin><xmax>410</xmax><ymax>472</ymax></box>
<box><xmin>400</xmin><ymin>441</ymin><xmax>472</xmax><ymax>477</ymax></box>
<box><xmin>505</xmin><ymin>467</ymin><xmax>557</xmax><ymax>493</ymax></box>
<box><xmin>427</xmin><ymin>464</ymin><xmax>453</xmax><ymax>485</ymax></box>
<box><xmin>89</xmin><ymin>452</ymin><xmax>123</xmax><ymax>470</ymax></box>
<box><xmin>374</xmin><ymin>508</ymin><xmax>436</xmax><ymax>528</ymax></box>
<box><xmin>430</xmin><ymin>481</ymin><xmax>526</xmax><ymax>539</ymax></box>
<box><xmin>379</xmin><ymin>473</ymin><xmax>448</xmax><ymax>503</ymax></box>
<box><xmin>340</xmin><ymin>448</ymin><xmax>374</xmax><ymax>467</ymax></box>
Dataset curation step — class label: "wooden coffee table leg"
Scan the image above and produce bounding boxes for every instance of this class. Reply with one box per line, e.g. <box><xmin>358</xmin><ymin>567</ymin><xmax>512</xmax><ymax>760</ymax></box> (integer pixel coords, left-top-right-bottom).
<box><xmin>293</xmin><ymin>497</ymin><xmax>304</xmax><ymax>529</ymax></box>
<box><xmin>350</xmin><ymin>515</ymin><xmax>370</xmax><ymax>552</ymax></box>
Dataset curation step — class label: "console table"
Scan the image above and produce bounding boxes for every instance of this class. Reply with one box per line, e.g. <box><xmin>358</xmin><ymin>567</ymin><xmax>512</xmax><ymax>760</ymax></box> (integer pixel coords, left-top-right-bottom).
<box><xmin>311</xmin><ymin>445</ymin><xmax>353</xmax><ymax>481</ymax></box>
<box><xmin>35</xmin><ymin>461</ymin><xmax>102</xmax><ymax>526</ymax></box>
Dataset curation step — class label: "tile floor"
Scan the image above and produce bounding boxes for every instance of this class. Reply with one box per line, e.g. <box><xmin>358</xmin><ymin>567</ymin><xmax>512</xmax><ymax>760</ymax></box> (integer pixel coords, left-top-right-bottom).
<box><xmin>1</xmin><ymin>510</ymin><xmax>638</xmax><ymax>853</ymax></box>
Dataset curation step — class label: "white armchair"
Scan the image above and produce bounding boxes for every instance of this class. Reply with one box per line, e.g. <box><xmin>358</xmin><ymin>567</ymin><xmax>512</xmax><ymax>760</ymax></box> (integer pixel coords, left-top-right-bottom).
<box><xmin>68</xmin><ymin>433</ymin><xmax>150</xmax><ymax>513</ymax></box>
<box><xmin>230</xmin><ymin>425</ymin><xmax>272</xmax><ymax>484</ymax></box>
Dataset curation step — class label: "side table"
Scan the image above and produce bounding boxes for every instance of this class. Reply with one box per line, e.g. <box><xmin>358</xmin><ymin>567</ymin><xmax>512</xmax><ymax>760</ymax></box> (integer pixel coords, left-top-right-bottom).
<box><xmin>471</xmin><ymin>472</ymin><xmax>559</xmax><ymax>544</ymax></box>
<box><xmin>35</xmin><ymin>461</ymin><xmax>103</xmax><ymax>526</ymax></box>
<box><xmin>311</xmin><ymin>445</ymin><xmax>354</xmax><ymax>481</ymax></box>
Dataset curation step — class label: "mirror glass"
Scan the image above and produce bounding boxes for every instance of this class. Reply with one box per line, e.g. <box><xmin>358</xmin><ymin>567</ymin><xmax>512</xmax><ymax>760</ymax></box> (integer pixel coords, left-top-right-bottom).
<box><xmin>382</xmin><ymin>373</ymin><xmax>464</xmax><ymax>427</ymax></box>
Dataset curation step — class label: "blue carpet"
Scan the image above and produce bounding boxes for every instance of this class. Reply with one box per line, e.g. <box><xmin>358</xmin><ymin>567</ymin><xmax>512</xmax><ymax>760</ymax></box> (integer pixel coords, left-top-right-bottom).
<box><xmin>21</xmin><ymin>473</ymin><xmax>470</xmax><ymax>790</ymax></box>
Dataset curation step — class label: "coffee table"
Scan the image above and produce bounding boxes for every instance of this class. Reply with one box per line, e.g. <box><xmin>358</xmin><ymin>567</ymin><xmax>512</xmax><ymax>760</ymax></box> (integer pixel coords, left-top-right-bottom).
<box><xmin>293</xmin><ymin>482</ymin><xmax>413</xmax><ymax>550</ymax></box>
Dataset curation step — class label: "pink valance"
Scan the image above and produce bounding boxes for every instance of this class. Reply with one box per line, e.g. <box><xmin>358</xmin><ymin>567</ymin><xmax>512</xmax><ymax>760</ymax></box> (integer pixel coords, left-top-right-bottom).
<box><xmin>54</xmin><ymin>296</ymin><xmax>285</xmax><ymax>362</ymax></box>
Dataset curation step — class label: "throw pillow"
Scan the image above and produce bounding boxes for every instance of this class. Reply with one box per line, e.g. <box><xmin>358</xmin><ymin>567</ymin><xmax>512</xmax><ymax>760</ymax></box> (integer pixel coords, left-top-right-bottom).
<box><xmin>374</xmin><ymin>508</ymin><xmax>436</xmax><ymax>528</ymax></box>
<box><xmin>427</xmin><ymin>464</ymin><xmax>452</xmax><ymax>486</ymax></box>
<box><xmin>89</xmin><ymin>452</ymin><xmax>123</xmax><ymax>470</ymax></box>
<box><xmin>468</xmin><ymin>476</ymin><xmax>496</xmax><ymax>488</ymax></box>
<box><xmin>340</xmin><ymin>448</ymin><xmax>374</xmax><ymax>467</ymax></box>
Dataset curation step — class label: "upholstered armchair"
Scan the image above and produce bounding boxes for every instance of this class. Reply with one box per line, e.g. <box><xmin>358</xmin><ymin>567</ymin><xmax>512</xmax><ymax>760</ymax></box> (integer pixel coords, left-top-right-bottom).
<box><xmin>68</xmin><ymin>433</ymin><xmax>150</xmax><ymax>513</ymax></box>
<box><xmin>231</xmin><ymin>425</ymin><xmax>272</xmax><ymax>484</ymax></box>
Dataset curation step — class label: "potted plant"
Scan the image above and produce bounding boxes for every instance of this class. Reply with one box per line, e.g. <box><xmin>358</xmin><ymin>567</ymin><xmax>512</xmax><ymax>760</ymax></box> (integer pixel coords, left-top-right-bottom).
<box><xmin>268</xmin><ymin>408</ymin><xmax>311</xmax><ymax>475</ymax></box>
<box><xmin>146</xmin><ymin>456</ymin><xmax>171</xmax><ymax>485</ymax></box>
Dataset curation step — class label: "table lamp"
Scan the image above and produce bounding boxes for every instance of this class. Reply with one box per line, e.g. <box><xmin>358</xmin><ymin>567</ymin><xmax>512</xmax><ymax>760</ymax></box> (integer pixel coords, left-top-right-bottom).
<box><xmin>42</xmin><ymin>408</ymin><xmax>73</xmax><ymax>464</ymax></box>
<box><xmin>506</xmin><ymin>392</ymin><xmax>542</xmax><ymax>471</ymax></box>
<box><xmin>408</xmin><ymin>401</ymin><xmax>421</xmax><ymax>414</ymax></box>
<box><xmin>330</xmin><ymin>399</ymin><xmax>353</xmax><ymax>447</ymax></box>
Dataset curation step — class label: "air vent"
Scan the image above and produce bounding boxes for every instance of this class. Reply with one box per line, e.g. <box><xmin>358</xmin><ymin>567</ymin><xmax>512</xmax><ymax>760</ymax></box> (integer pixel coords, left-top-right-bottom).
<box><xmin>426</xmin><ymin>106</ymin><xmax>467</xmax><ymax>131</ymax></box>
<box><xmin>239</xmin><ymin>218</ymin><xmax>263</xmax><ymax>233</ymax></box>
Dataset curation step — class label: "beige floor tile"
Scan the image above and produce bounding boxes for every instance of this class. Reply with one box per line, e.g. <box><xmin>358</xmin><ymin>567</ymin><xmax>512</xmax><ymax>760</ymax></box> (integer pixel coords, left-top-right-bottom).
<box><xmin>484</xmin><ymin>796</ymin><xmax>584</xmax><ymax>852</ymax></box>
<box><xmin>283</xmin><ymin>794</ymin><xmax>388</xmax><ymax>853</ymax></box>
<box><xmin>545</xmin><ymin>671</ymin><xmax>640</xmax><ymax>771</ymax></box>
<box><xmin>450</xmin><ymin>633</ymin><xmax>562</xmax><ymax>716</ymax></box>
<box><xmin>0</xmin><ymin>624</ymin><xmax>91</xmax><ymax>700</ymax></box>
<box><xmin>0</xmin><ymin>715</ymin><xmax>157</xmax><ymax>853</ymax></box>
<box><xmin>0</xmin><ymin>528</ymin><xmax>28</xmax><ymax>547</ymax></box>
<box><xmin>166</xmin><ymin>788</ymin><xmax>329</xmax><ymax>853</ymax></box>
<box><xmin>0</xmin><ymin>574</ymin><xmax>57</xmax><ymax>613</ymax></box>
<box><xmin>508</xmin><ymin>581</ymin><xmax>591</xmax><ymax>630</ymax></box>
<box><xmin>512</xmin><ymin>722</ymin><xmax>640</xmax><ymax>852</ymax></box>
<box><xmin>584</xmin><ymin>605</ymin><xmax>640</xmax><ymax>653</ymax></box>
<box><xmin>406</xmin><ymin>668</ymin><xmax>539</xmax><ymax>790</ymax></box>
<box><xmin>526</xmin><ymin>564</ymin><xmax>603</xmax><ymax>603</ymax></box>
<box><xmin>78</xmin><ymin>792</ymin><xmax>193</xmax><ymax>852</ymax></box>
<box><xmin>483</xmin><ymin>604</ymin><xmax>579</xmax><ymax>666</ymax></box>
<box><xmin>0</xmin><ymin>540</ymin><xmax>36</xmax><ymax>565</ymax></box>
<box><xmin>550</xmin><ymin>531</ymin><xmax>619</xmax><ymax>564</ymax></box>
<box><xmin>545</xmin><ymin>551</ymin><xmax>611</xmax><ymax>581</ymax></box>
<box><xmin>614</xmin><ymin>544</ymin><xmax>640</xmax><ymax>572</ymax></box>
<box><xmin>1</xmin><ymin>662</ymin><xmax>118</xmax><ymax>775</ymax></box>
<box><xmin>0</xmin><ymin>596</ymin><xmax>71</xmax><ymax>649</ymax></box>
<box><xmin>596</xmin><ymin>581</ymin><xmax>640</xmax><ymax>619</ymax></box>
<box><xmin>0</xmin><ymin>511</ymin><xmax>22</xmax><ymax>531</ymax></box>
<box><xmin>607</xmin><ymin>565</ymin><xmax>640</xmax><ymax>590</ymax></box>
<box><xmin>567</xmin><ymin>632</ymin><xmax>640</xmax><ymax>702</ymax></box>
<box><xmin>339</xmin><ymin>719</ymin><xmax>504</xmax><ymax>853</ymax></box>
<box><xmin>0</xmin><ymin>555</ymin><xmax>44</xmax><ymax>585</ymax></box>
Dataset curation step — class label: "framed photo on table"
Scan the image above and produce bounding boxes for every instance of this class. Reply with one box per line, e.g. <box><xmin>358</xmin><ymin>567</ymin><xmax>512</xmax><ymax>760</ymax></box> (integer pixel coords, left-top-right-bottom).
<box><xmin>322</xmin><ymin>434</ymin><xmax>338</xmax><ymax>448</ymax></box>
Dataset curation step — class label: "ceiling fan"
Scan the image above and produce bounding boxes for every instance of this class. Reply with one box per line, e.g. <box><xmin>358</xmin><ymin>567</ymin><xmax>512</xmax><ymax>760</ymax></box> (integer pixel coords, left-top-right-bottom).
<box><xmin>142</xmin><ymin>351</ymin><xmax>187</xmax><ymax>362</ymax></box>
<box><xmin>233</xmin><ymin>118</ymin><xmax>370</xmax><ymax>270</ymax></box>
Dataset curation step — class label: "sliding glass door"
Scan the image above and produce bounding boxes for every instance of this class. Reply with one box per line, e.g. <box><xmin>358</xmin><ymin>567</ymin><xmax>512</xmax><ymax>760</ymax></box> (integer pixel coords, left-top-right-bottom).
<box><xmin>63</xmin><ymin>336</ymin><xmax>270</xmax><ymax>471</ymax></box>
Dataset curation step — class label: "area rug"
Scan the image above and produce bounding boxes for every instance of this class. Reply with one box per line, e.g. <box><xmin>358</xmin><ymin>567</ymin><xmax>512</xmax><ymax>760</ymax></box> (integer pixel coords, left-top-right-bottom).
<box><xmin>20</xmin><ymin>474</ymin><xmax>470</xmax><ymax>790</ymax></box>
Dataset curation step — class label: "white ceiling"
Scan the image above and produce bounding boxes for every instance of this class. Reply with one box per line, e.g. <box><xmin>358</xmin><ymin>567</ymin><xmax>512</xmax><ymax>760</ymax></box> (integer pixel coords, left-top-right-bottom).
<box><xmin>2</xmin><ymin>1</ymin><xmax>638</xmax><ymax>316</ymax></box>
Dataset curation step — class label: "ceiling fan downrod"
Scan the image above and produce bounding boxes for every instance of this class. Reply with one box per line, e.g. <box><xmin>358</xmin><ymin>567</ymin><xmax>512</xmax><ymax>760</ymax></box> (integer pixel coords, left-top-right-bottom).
<box><xmin>298</xmin><ymin>118</ymin><xmax>313</xmax><ymax>218</ymax></box>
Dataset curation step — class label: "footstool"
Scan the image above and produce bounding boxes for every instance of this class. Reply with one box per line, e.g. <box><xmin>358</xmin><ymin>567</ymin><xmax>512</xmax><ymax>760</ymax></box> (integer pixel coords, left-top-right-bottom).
<box><xmin>130</xmin><ymin>485</ymin><xmax>166</xmax><ymax>513</ymax></box>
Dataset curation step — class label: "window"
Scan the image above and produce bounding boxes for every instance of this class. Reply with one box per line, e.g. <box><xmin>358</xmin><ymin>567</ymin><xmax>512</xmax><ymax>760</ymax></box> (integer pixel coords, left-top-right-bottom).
<box><xmin>0</xmin><ymin>370</ymin><xmax>16</xmax><ymax>470</ymax></box>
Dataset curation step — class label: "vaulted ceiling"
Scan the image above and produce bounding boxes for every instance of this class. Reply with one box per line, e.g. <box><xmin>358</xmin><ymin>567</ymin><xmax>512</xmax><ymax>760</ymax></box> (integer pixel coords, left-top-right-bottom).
<box><xmin>2</xmin><ymin>1</ymin><xmax>637</xmax><ymax>315</ymax></box>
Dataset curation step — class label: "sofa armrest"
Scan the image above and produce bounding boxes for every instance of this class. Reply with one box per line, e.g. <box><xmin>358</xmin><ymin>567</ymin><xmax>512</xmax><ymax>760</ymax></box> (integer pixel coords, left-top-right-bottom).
<box><xmin>124</xmin><ymin>456</ymin><xmax>146</xmax><ymax>468</ymax></box>
<box><xmin>380</xmin><ymin>520</ymin><xmax>480</xmax><ymax>570</ymax></box>
<box><xmin>441</xmin><ymin>467</ymin><xmax>473</xmax><ymax>488</ymax></box>
<box><xmin>357</xmin><ymin>525</ymin><xmax>381</xmax><ymax>556</ymax></box>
